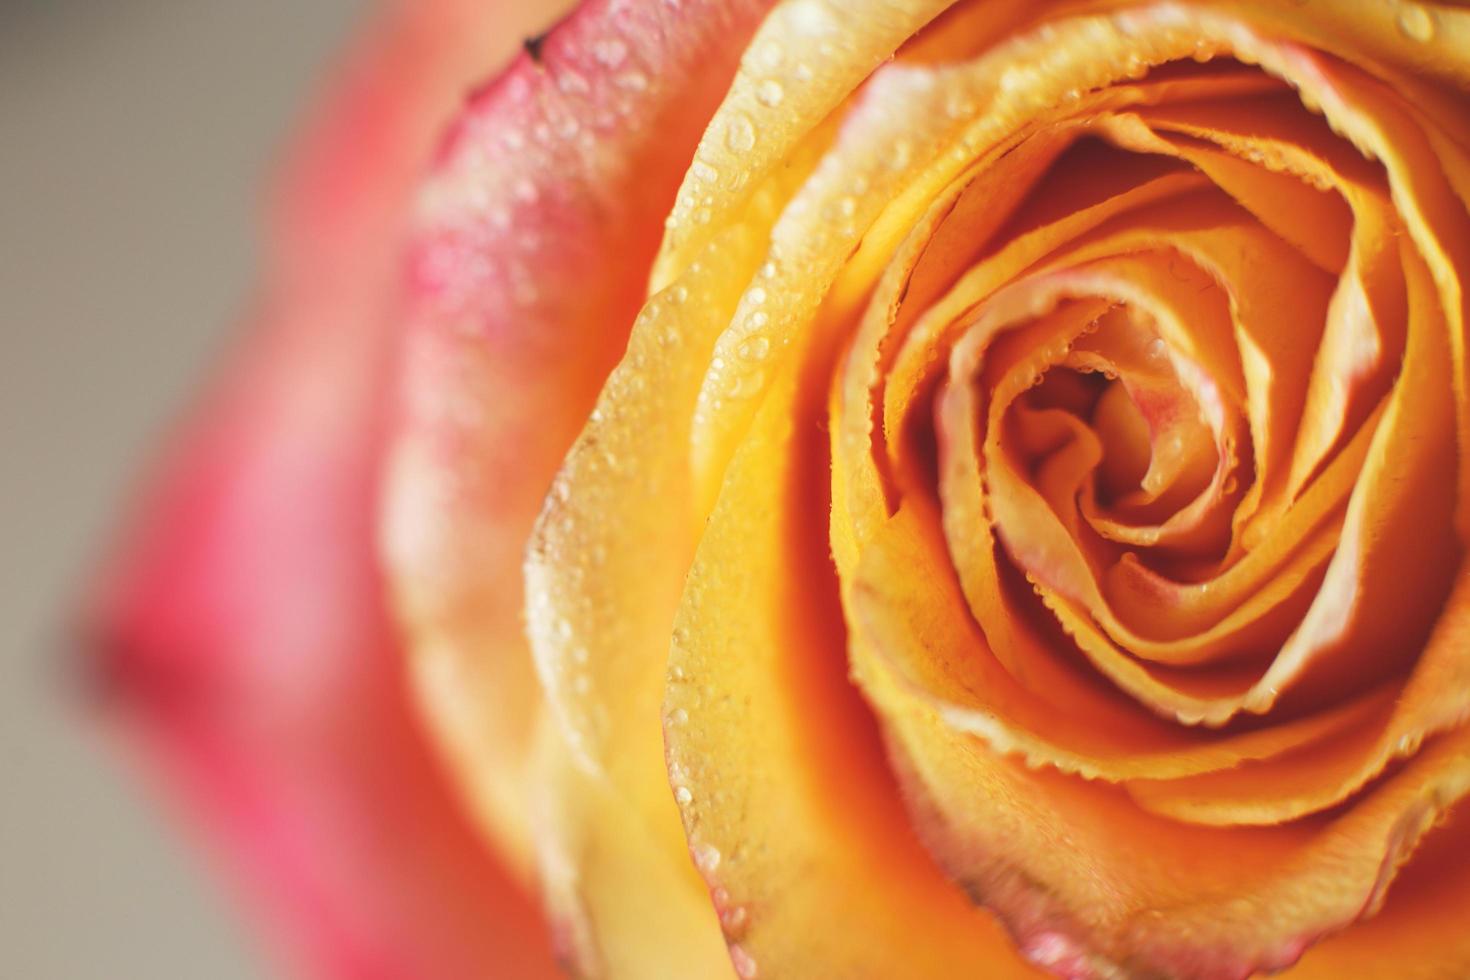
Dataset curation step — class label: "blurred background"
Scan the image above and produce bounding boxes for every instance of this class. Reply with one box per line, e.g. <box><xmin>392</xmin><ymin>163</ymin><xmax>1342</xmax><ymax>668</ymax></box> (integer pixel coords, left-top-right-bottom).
<box><xmin>1</xmin><ymin>2</ymin><xmax>364</xmax><ymax>975</ymax></box>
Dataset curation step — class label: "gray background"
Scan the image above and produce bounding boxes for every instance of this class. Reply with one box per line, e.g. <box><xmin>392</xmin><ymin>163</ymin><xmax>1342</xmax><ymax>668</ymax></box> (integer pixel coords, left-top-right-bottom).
<box><xmin>2</xmin><ymin>2</ymin><xmax>363</xmax><ymax>976</ymax></box>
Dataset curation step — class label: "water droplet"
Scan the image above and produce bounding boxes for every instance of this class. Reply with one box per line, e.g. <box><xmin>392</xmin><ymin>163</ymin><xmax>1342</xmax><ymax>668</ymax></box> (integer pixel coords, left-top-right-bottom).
<box><xmin>593</xmin><ymin>37</ymin><xmax>628</xmax><ymax>67</ymax></box>
<box><xmin>693</xmin><ymin>842</ymin><xmax>722</xmax><ymax>873</ymax></box>
<box><xmin>738</xmin><ymin>336</ymin><xmax>771</xmax><ymax>361</ymax></box>
<box><xmin>669</xmin><ymin>284</ymin><xmax>689</xmax><ymax>304</ymax></box>
<box><xmin>1110</xmin><ymin>11</ymin><xmax>1141</xmax><ymax>37</ymax></box>
<box><xmin>721</xmin><ymin>904</ymin><xmax>748</xmax><ymax>932</ymax></box>
<box><xmin>727</xmin><ymin>369</ymin><xmax>765</xmax><ymax>398</ymax></box>
<box><xmin>725</xmin><ymin>113</ymin><xmax>757</xmax><ymax>152</ymax></box>
<box><xmin>885</xmin><ymin>139</ymin><xmax>913</xmax><ymax>171</ymax></box>
<box><xmin>668</xmin><ymin>706</ymin><xmax>689</xmax><ymax>726</ymax></box>
<box><xmin>730</xmin><ymin>943</ymin><xmax>758</xmax><ymax>979</ymax></box>
<box><xmin>755</xmin><ymin>40</ymin><xmax>785</xmax><ymax>71</ymax></box>
<box><xmin>789</xmin><ymin>0</ymin><xmax>836</xmax><ymax>36</ymax></box>
<box><xmin>756</xmin><ymin>78</ymin><xmax>785</xmax><ymax>107</ymax></box>
<box><xmin>1147</xmin><ymin>337</ymin><xmax>1167</xmax><ymax>360</ymax></box>
<box><xmin>557</xmin><ymin>69</ymin><xmax>590</xmax><ymax>94</ymax></box>
<box><xmin>691</xmin><ymin>160</ymin><xmax>720</xmax><ymax>183</ymax></box>
<box><xmin>945</xmin><ymin>91</ymin><xmax>976</xmax><ymax>119</ymax></box>
<box><xmin>674</xmin><ymin>785</ymin><xmax>693</xmax><ymax>805</ymax></box>
<box><xmin>1397</xmin><ymin>2</ymin><xmax>1436</xmax><ymax>41</ymax></box>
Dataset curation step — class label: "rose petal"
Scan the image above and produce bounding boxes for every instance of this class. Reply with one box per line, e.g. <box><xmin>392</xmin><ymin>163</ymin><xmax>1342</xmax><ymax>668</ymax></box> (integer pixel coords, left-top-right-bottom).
<box><xmin>389</xmin><ymin>1</ymin><xmax>789</xmax><ymax>973</ymax></box>
<box><xmin>664</xmin><ymin>355</ymin><xmax>1043</xmax><ymax>977</ymax></box>
<box><xmin>84</xmin><ymin>1</ymin><xmax>568</xmax><ymax>975</ymax></box>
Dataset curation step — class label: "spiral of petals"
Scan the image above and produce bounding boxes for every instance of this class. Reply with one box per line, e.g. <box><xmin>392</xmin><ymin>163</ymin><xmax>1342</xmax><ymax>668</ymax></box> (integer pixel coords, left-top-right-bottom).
<box><xmin>516</xmin><ymin>2</ymin><xmax>1470</xmax><ymax>976</ymax></box>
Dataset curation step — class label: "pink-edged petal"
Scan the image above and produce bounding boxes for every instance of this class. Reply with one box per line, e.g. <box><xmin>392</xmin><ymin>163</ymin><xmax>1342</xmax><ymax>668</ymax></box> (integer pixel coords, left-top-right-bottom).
<box><xmin>385</xmin><ymin>1</ymin><xmax>780</xmax><ymax>973</ymax></box>
<box><xmin>83</xmin><ymin>1</ymin><xmax>567</xmax><ymax>976</ymax></box>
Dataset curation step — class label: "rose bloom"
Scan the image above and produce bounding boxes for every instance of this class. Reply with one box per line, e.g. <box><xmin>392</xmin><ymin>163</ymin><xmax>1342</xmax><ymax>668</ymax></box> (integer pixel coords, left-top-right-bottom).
<box><xmin>86</xmin><ymin>0</ymin><xmax>1470</xmax><ymax>977</ymax></box>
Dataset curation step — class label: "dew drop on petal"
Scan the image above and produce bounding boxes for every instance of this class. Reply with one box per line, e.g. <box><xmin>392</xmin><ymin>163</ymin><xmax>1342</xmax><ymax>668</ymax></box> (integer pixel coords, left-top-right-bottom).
<box><xmin>616</xmin><ymin>70</ymin><xmax>649</xmax><ymax>91</ymax></box>
<box><xmin>789</xmin><ymin>0</ymin><xmax>836</xmax><ymax>36</ymax></box>
<box><xmin>738</xmin><ymin>336</ymin><xmax>771</xmax><ymax>361</ymax></box>
<box><xmin>693</xmin><ymin>842</ymin><xmax>722</xmax><ymax>873</ymax></box>
<box><xmin>722</xmin><ymin>905</ymin><xmax>748</xmax><ymax>932</ymax></box>
<box><xmin>557</xmin><ymin>68</ymin><xmax>590</xmax><ymax>94</ymax></box>
<box><xmin>593</xmin><ymin>37</ymin><xmax>628</xmax><ymax>67</ymax></box>
<box><xmin>730</xmin><ymin>944</ymin><xmax>758</xmax><ymax>979</ymax></box>
<box><xmin>1396</xmin><ymin>2</ymin><xmax>1436</xmax><ymax>41</ymax></box>
<box><xmin>885</xmin><ymin>139</ymin><xmax>913</xmax><ymax>171</ymax></box>
<box><xmin>725</xmin><ymin>113</ymin><xmax>757</xmax><ymax>154</ymax></box>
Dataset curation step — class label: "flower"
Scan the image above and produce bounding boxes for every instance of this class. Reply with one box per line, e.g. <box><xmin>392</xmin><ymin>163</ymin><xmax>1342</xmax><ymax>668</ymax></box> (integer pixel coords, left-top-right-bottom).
<box><xmin>93</xmin><ymin>0</ymin><xmax>1470</xmax><ymax>977</ymax></box>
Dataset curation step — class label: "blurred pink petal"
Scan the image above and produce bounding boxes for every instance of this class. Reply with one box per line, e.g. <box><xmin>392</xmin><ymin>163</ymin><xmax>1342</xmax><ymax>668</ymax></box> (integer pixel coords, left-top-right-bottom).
<box><xmin>82</xmin><ymin>2</ymin><xmax>574</xmax><ymax>976</ymax></box>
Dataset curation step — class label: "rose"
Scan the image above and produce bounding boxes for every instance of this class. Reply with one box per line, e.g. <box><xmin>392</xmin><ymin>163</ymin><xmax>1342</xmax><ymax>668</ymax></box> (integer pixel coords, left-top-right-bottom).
<box><xmin>88</xmin><ymin>1</ymin><xmax>1470</xmax><ymax>978</ymax></box>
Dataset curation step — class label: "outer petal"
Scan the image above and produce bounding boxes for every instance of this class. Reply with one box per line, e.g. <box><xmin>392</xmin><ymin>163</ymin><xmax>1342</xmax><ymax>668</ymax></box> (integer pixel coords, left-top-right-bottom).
<box><xmin>84</xmin><ymin>2</ymin><xmax>564</xmax><ymax>976</ymax></box>
<box><xmin>388</xmin><ymin>1</ymin><xmax>780</xmax><ymax>975</ymax></box>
